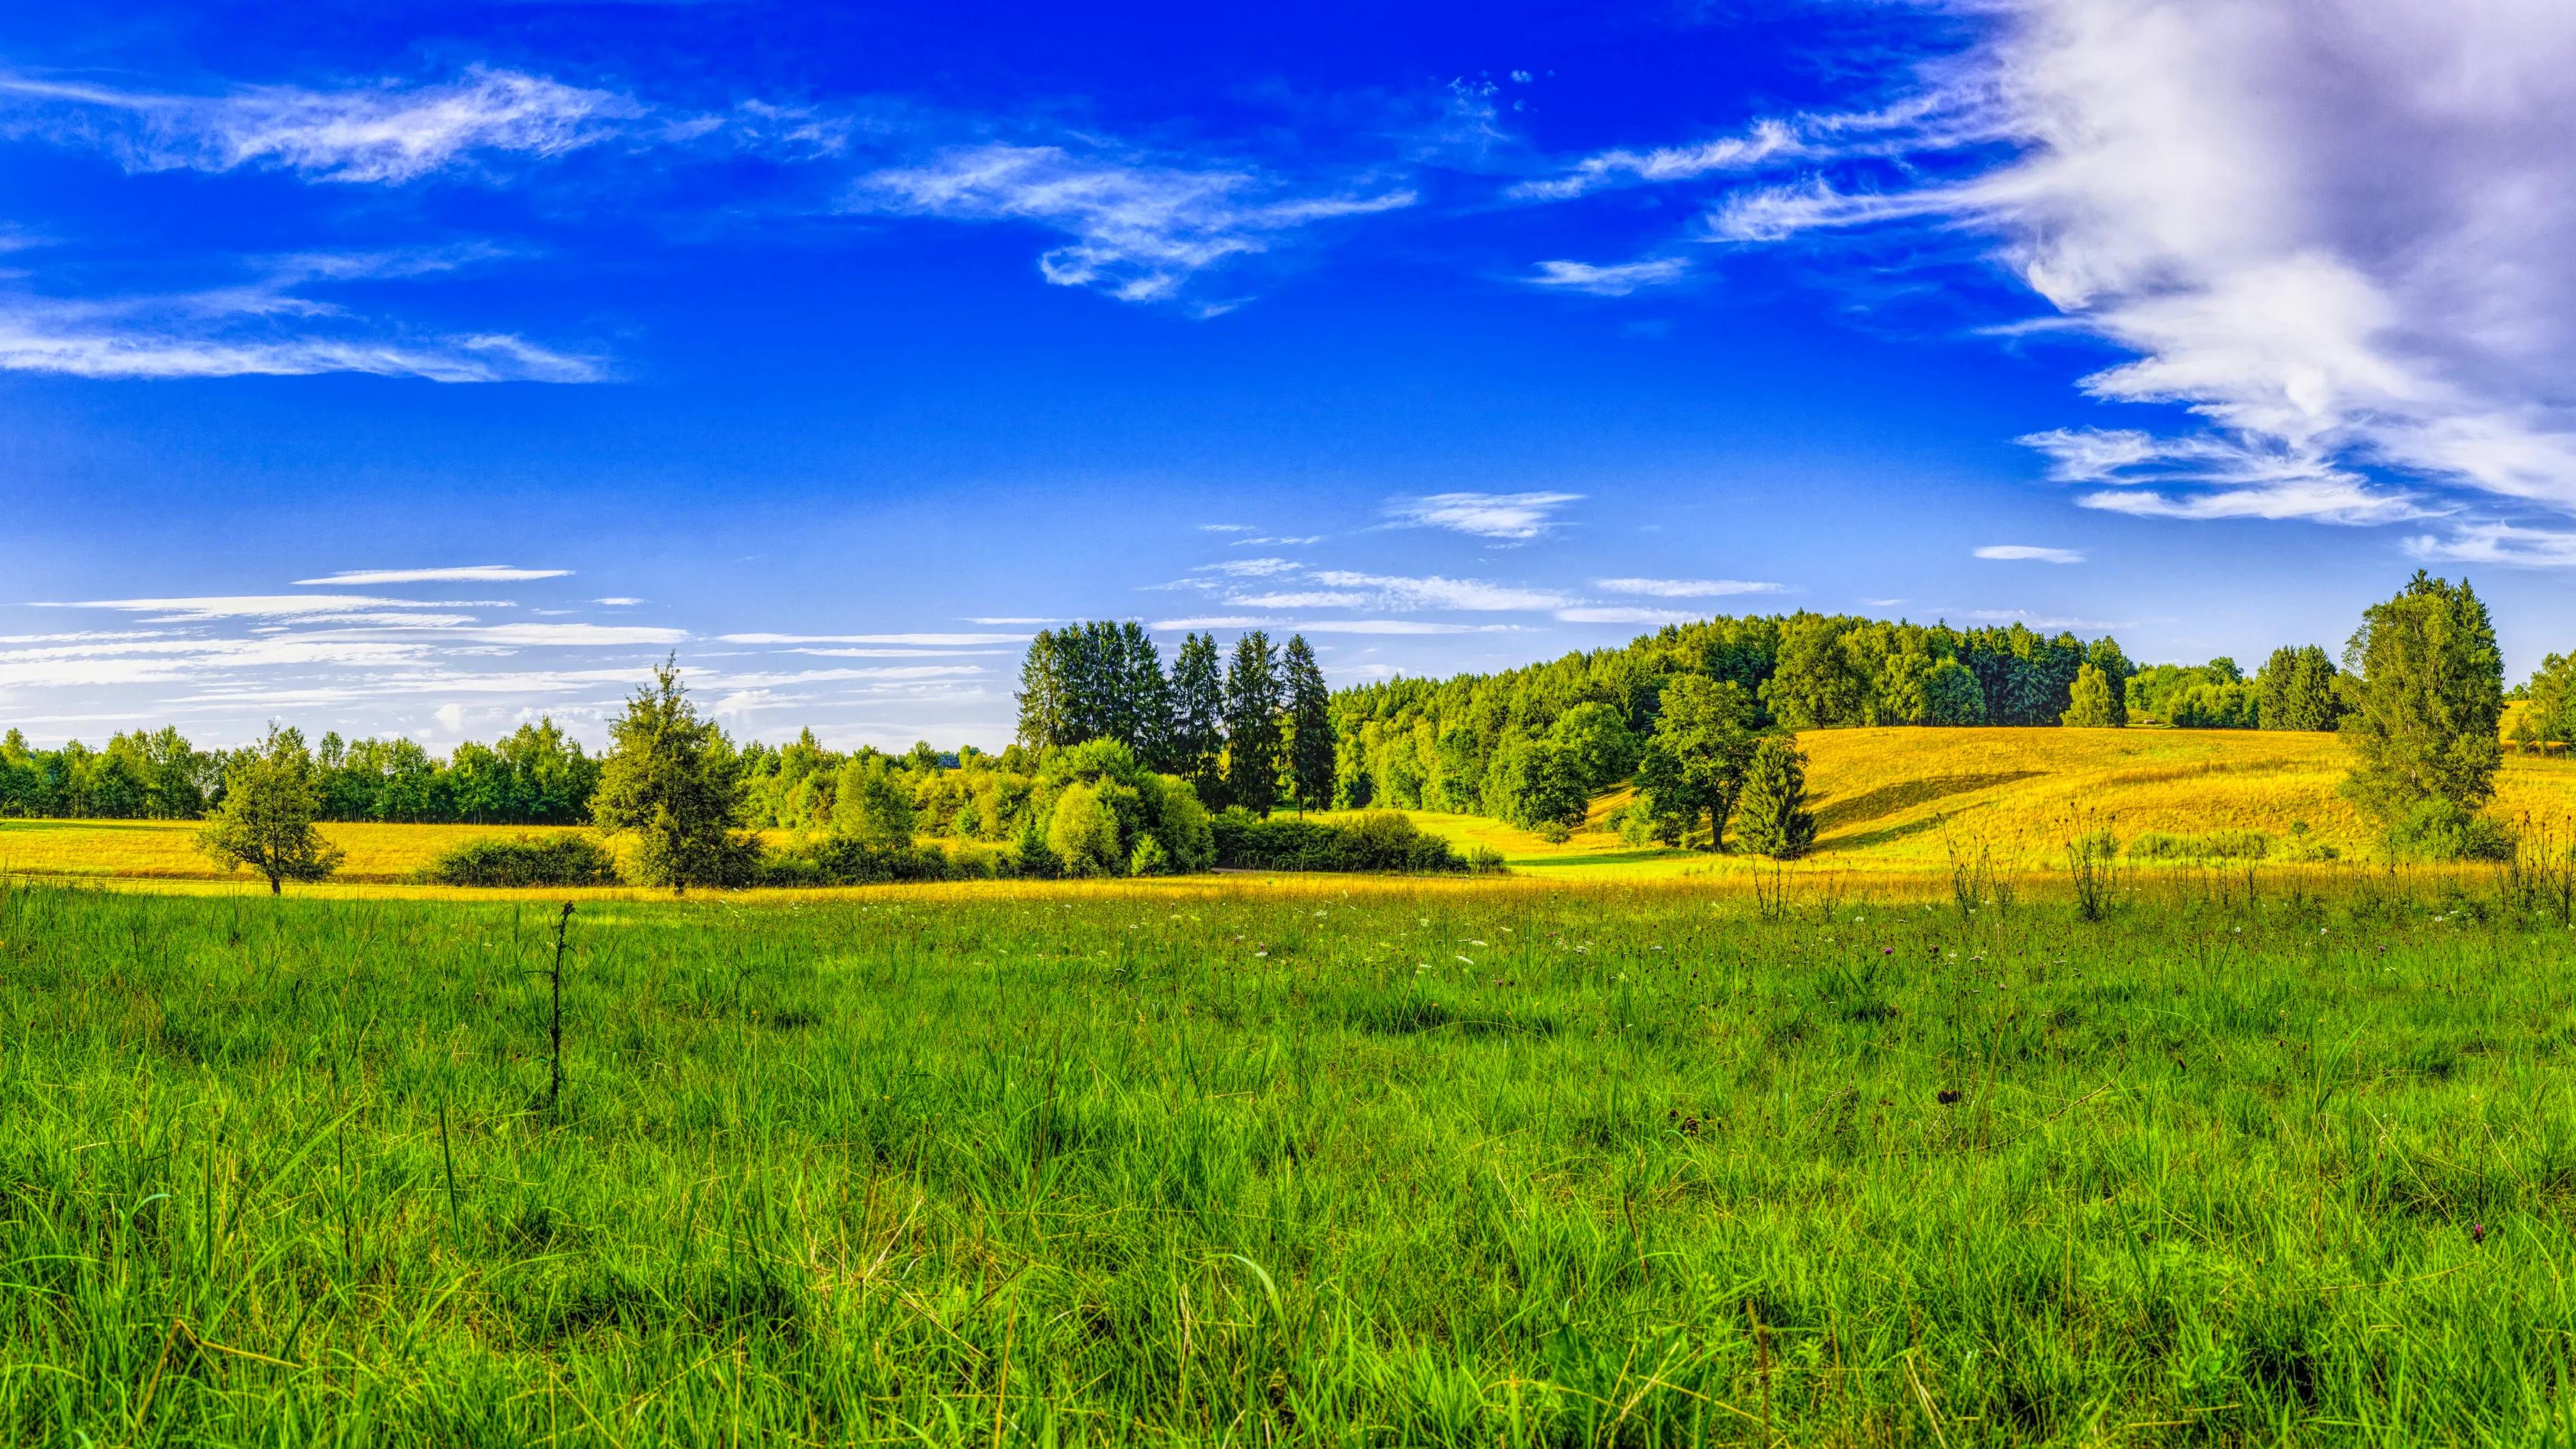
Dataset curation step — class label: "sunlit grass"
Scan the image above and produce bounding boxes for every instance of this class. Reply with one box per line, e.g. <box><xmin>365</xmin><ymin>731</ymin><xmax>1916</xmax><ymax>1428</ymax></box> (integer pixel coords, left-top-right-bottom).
<box><xmin>5</xmin><ymin>873</ymin><xmax>2576</xmax><ymax>1443</ymax></box>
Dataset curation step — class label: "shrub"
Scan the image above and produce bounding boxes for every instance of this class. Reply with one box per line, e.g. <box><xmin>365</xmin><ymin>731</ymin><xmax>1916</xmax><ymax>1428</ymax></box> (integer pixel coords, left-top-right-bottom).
<box><xmin>1128</xmin><ymin>835</ymin><xmax>1174</xmax><ymax>877</ymax></box>
<box><xmin>1209</xmin><ymin>809</ymin><xmax>1475</xmax><ymax>873</ymax></box>
<box><xmin>1048</xmin><ymin>783</ymin><xmax>1127</xmax><ymax>877</ymax></box>
<box><xmin>760</xmin><ymin>836</ymin><xmax>997</xmax><ymax>886</ymax></box>
<box><xmin>420</xmin><ymin>832</ymin><xmax>622</xmax><ymax>887</ymax></box>
<box><xmin>2386</xmin><ymin>798</ymin><xmax>2515</xmax><ymax>862</ymax></box>
<box><xmin>2126</xmin><ymin>829</ymin><xmax>2274</xmax><ymax>862</ymax></box>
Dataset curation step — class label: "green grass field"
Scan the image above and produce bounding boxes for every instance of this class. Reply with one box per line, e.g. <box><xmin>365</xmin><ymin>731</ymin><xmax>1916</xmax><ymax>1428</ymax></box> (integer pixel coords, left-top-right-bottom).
<box><xmin>7</xmin><ymin>873</ymin><xmax>2576</xmax><ymax>1444</ymax></box>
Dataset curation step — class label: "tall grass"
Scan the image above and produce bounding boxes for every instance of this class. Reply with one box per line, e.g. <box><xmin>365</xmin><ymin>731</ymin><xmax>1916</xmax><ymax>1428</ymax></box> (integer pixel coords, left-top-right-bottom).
<box><xmin>4</xmin><ymin>874</ymin><xmax>2576</xmax><ymax>1443</ymax></box>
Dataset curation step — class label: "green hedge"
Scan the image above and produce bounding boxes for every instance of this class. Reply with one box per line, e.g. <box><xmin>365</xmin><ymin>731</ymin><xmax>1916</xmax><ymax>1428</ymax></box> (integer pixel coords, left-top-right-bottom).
<box><xmin>1209</xmin><ymin>810</ymin><xmax>1488</xmax><ymax>874</ymax></box>
<box><xmin>419</xmin><ymin>833</ymin><xmax>622</xmax><ymax>887</ymax></box>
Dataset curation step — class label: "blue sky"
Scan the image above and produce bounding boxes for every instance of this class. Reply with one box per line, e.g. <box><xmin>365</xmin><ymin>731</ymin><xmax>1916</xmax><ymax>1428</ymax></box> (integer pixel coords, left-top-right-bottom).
<box><xmin>4</xmin><ymin>0</ymin><xmax>2574</xmax><ymax>750</ymax></box>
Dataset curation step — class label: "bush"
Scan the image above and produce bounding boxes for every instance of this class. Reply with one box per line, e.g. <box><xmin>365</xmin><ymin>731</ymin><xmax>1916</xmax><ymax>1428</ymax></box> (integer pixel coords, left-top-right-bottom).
<box><xmin>761</xmin><ymin>836</ymin><xmax>1007</xmax><ymax>886</ymax></box>
<box><xmin>1129</xmin><ymin>835</ymin><xmax>1174</xmax><ymax>877</ymax></box>
<box><xmin>2386</xmin><ymin>799</ymin><xmax>2515</xmax><ymax>862</ymax></box>
<box><xmin>2126</xmin><ymin>829</ymin><xmax>2274</xmax><ymax>862</ymax></box>
<box><xmin>420</xmin><ymin>833</ymin><xmax>622</xmax><ymax>887</ymax></box>
<box><xmin>1209</xmin><ymin>809</ymin><xmax>1476</xmax><ymax>873</ymax></box>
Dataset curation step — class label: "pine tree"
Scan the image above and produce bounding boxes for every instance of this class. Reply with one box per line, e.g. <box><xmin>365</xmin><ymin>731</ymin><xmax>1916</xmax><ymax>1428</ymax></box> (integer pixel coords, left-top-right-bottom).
<box><xmin>1014</xmin><ymin>630</ymin><xmax>1071</xmax><ymax>749</ymax></box>
<box><xmin>592</xmin><ymin>659</ymin><xmax>749</xmax><ymax>892</ymax></box>
<box><xmin>1223</xmin><ymin>631</ymin><xmax>1285</xmax><ymax>816</ymax></box>
<box><xmin>1171</xmin><ymin>633</ymin><xmax>1227</xmax><ymax>807</ymax></box>
<box><xmin>1118</xmin><ymin>622</ymin><xmax>1172</xmax><ymax>768</ymax></box>
<box><xmin>1281</xmin><ymin>634</ymin><xmax>1334</xmax><ymax>811</ymax></box>
<box><xmin>1734</xmin><ymin>735</ymin><xmax>1817</xmax><ymax>859</ymax></box>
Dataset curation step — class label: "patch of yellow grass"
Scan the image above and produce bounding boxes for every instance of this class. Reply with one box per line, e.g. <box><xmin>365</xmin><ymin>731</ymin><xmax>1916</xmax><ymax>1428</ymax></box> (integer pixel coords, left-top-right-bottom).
<box><xmin>0</xmin><ymin>818</ymin><xmax>590</xmax><ymax>883</ymax></box>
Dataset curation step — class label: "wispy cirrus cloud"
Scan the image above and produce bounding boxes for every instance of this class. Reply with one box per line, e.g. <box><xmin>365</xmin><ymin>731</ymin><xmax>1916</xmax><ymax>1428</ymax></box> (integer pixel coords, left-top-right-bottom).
<box><xmin>1973</xmin><ymin>545</ymin><xmax>2084</xmax><ymax>565</ymax></box>
<box><xmin>296</xmin><ymin>565</ymin><xmax>572</xmax><ymax>585</ymax></box>
<box><xmin>1523</xmin><ymin>258</ymin><xmax>1689</xmax><ymax>296</ymax></box>
<box><xmin>0</xmin><ymin>65</ymin><xmax>640</xmax><ymax>183</ymax></box>
<box><xmin>1593</xmin><ymin>577</ymin><xmax>1782</xmax><ymax>598</ymax></box>
<box><xmin>718</xmin><ymin>631</ymin><xmax>1028</xmax><ymax>645</ymax></box>
<box><xmin>852</xmin><ymin>142</ymin><xmax>1415</xmax><ymax>305</ymax></box>
<box><xmin>1380</xmin><ymin>491</ymin><xmax>1581</xmax><ymax>540</ymax></box>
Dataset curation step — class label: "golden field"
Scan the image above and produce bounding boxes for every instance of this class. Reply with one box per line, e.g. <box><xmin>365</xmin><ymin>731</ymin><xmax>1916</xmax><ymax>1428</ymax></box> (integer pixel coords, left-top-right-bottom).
<box><xmin>8</xmin><ymin>726</ymin><xmax>2576</xmax><ymax>894</ymax></box>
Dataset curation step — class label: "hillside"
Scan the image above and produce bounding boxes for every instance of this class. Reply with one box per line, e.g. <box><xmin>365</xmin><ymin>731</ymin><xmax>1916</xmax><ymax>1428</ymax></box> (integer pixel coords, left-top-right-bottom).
<box><xmin>1372</xmin><ymin>727</ymin><xmax>2576</xmax><ymax>876</ymax></box>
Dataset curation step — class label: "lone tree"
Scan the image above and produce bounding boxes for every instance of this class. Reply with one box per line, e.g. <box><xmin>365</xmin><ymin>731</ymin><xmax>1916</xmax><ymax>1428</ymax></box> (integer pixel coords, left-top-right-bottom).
<box><xmin>592</xmin><ymin>659</ymin><xmax>748</xmax><ymax>892</ymax></box>
<box><xmin>2341</xmin><ymin>571</ymin><xmax>2504</xmax><ymax>823</ymax></box>
<box><xmin>197</xmin><ymin>726</ymin><xmax>343</xmax><ymax>894</ymax></box>
<box><xmin>1223</xmin><ymin>630</ymin><xmax>1284</xmax><ymax>816</ymax></box>
<box><xmin>2060</xmin><ymin>663</ymin><xmax>2120</xmax><ymax>728</ymax></box>
<box><xmin>1281</xmin><ymin>633</ymin><xmax>1334</xmax><ymax>812</ymax></box>
<box><xmin>1735</xmin><ymin>735</ymin><xmax>1818</xmax><ymax>859</ymax></box>
<box><xmin>1634</xmin><ymin>675</ymin><xmax>1762</xmax><ymax>849</ymax></box>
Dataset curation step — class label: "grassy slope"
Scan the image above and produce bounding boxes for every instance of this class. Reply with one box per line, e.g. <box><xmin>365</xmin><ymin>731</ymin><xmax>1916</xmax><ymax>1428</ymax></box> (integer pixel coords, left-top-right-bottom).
<box><xmin>1372</xmin><ymin>728</ymin><xmax>2576</xmax><ymax>879</ymax></box>
<box><xmin>6</xmin><ymin>880</ymin><xmax>2575</xmax><ymax>1443</ymax></box>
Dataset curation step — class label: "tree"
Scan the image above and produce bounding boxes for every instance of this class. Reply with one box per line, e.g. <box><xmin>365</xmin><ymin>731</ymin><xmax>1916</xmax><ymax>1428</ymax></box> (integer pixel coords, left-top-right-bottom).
<box><xmin>1014</xmin><ymin>630</ymin><xmax>1073</xmax><ymax>750</ymax></box>
<box><xmin>1223</xmin><ymin>631</ymin><xmax>1284</xmax><ymax>816</ymax></box>
<box><xmin>1547</xmin><ymin>701</ymin><xmax>1641</xmax><ymax>792</ymax></box>
<box><xmin>1761</xmin><ymin>618</ymin><xmax>1868</xmax><ymax>728</ymax></box>
<box><xmin>1170</xmin><ymin>633</ymin><xmax>1227</xmax><ymax>809</ymax></box>
<box><xmin>2521</xmin><ymin>652</ymin><xmax>2576</xmax><ymax>748</ymax></box>
<box><xmin>197</xmin><ymin>726</ymin><xmax>343</xmax><ymax>894</ymax></box>
<box><xmin>831</xmin><ymin>756</ymin><xmax>916</xmax><ymax>847</ymax></box>
<box><xmin>2258</xmin><ymin>645</ymin><xmax>2345</xmax><ymax>731</ymax></box>
<box><xmin>2060</xmin><ymin>663</ymin><xmax>2121</xmax><ymax>728</ymax></box>
<box><xmin>1047</xmin><ymin>781</ymin><xmax>1126</xmax><ymax>877</ymax></box>
<box><xmin>2341</xmin><ymin>571</ymin><xmax>2504</xmax><ymax>823</ymax></box>
<box><xmin>1734</xmin><ymin>736</ymin><xmax>1817</xmax><ymax>859</ymax></box>
<box><xmin>1485</xmin><ymin>733</ymin><xmax>1590</xmax><ymax>834</ymax></box>
<box><xmin>2082</xmin><ymin>638</ymin><xmax>2132</xmax><ymax>726</ymax></box>
<box><xmin>1921</xmin><ymin>658</ymin><xmax>1988</xmax><ymax>726</ymax></box>
<box><xmin>592</xmin><ymin>660</ymin><xmax>749</xmax><ymax>892</ymax></box>
<box><xmin>1634</xmin><ymin>676</ymin><xmax>1762</xmax><ymax>849</ymax></box>
<box><xmin>1118</xmin><ymin>623</ymin><xmax>1173</xmax><ymax>769</ymax></box>
<box><xmin>1281</xmin><ymin>634</ymin><xmax>1334</xmax><ymax>811</ymax></box>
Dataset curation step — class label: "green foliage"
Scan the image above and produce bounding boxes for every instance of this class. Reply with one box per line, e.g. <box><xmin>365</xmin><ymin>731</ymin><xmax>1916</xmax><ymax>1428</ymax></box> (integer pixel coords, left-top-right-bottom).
<box><xmin>1223</xmin><ymin>631</ymin><xmax>1286</xmax><ymax>816</ymax></box>
<box><xmin>829</xmin><ymin>756</ymin><xmax>916</xmax><ymax>847</ymax></box>
<box><xmin>590</xmin><ymin>660</ymin><xmax>751</xmax><ymax>893</ymax></box>
<box><xmin>1169</xmin><ymin>632</ymin><xmax>1229</xmax><ymax>810</ymax></box>
<box><xmin>1282</xmin><ymin>635</ymin><xmax>1334</xmax><ymax>811</ymax></box>
<box><xmin>2385</xmin><ymin>798</ymin><xmax>2517</xmax><ymax>862</ymax></box>
<box><xmin>2260</xmin><ymin>645</ymin><xmax>2347</xmax><ymax>731</ymax></box>
<box><xmin>1482</xmin><ymin>733</ymin><xmax>1591</xmax><ymax>832</ymax></box>
<box><xmin>2522</xmin><ymin>653</ymin><xmax>2576</xmax><ymax>748</ymax></box>
<box><xmin>2060</xmin><ymin>662</ymin><xmax>2121</xmax><ymax>728</ymax></box>
<box><xmin>2127</xmin><ymin>829</ymin><xmax>2275</xmax><ymax>862</ymax></box>
<box><xmin>2342</xmin><ymin>571</ymin><xmax>2505</xmax><ymax>824</ymax></box>
<box><xmin>419</xmin><ymin>832</ymin><xmax>620</xmax><ymax>887</ymax></box>
<box><xmin>1633</xmin><ymin>675</ymin><xmax>1762</xmax><ymax>850</ymax></box>
<box><xmin>1045</xmin><ymin>781</ymin><xmax>1127</xmax><ymax>877</ymax></box>
<box><xmin>1128</xmin><ymin>834</ymin><xmax>1174</xmax><ymax>877</ymax></box>
<box><xmin>195</xmin><ymin>726</ymin><xmax>344</xmax><ymax>894</ymax></box>
<box><xmin>1732</xmin><ymin>736</ymin><xmax>1816</xmax><ymax>859</ymax></box>
<box><xmin>1919</xmin><ymin>657</ymin><xmax>1987</xmax><ymax>726</ymax></box>
<box><xmin>1208</xmin><ymin>809</ymin><xmax>1473</xmax><ymax>872</ymax></box>
<box><xmin>1546</xmin><ymin>701</ymin><xmax>1640</xmax><ymax>791</ymax></box>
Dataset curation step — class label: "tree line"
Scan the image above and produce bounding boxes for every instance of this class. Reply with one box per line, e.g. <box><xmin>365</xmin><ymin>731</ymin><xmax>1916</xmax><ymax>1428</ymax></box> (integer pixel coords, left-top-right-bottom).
<box><xmin>0</xmin><ymin>721</ymin><xmax>599</xmax><ymax>824</ymax></box>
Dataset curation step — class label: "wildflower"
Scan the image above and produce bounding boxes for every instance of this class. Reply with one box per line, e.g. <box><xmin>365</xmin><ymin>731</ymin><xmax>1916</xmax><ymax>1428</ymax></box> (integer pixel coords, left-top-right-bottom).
<box><xmin>2472</xmin><ymin>1223</ymin><xmax>2489</xmax><ymax>1245</ymax></box>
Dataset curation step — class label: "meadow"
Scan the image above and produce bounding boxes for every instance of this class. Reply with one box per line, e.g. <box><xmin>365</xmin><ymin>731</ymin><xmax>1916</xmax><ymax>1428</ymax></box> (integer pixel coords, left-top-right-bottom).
<box><xmin>5</xmin><ymin>870</ymin><xmax>2576</xmax><ymax>1445</ymax></box>
<box><xmin>19</xmin><ymin>728</ymin><xmax>2576</xmax><ymax>893</ymax></box>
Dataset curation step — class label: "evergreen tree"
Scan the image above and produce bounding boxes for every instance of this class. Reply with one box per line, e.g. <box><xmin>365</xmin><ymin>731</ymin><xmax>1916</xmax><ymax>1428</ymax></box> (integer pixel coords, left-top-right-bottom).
<box><xmin>1223</xmin><ymin>631</ymin><xmax>1285</xmax><ymax>816</ymax></box>
<box><xmin>1734</xmin><ymin>735</ymin><xmax>1817</xmax><ymax>859</ymax></box>
<box><xmin>592</xmin><ymin>659</ymin><xmax>749</xmax><ymax>892</ymax></box>
<box><xmin>2341</xmin><ymin>572</ymin><xmax>2504</xmax><ymax>822</ymax></box>
<box><xmin>1920</xmin><ymin>658</ymin><xmax>1988</xmax><ymax>726</ymax></box>
<box><xmin>196</xmin><ymin>726</ymin><xmax>343</xmax><ymax>894</ymax></box>
<box><xmin>1118</xmin><ymin>622</ymin><xmax>1172</xmax><ymax>768</ymax></box>
<box><xmin>2258</xmin><ymin>645</ymin><xmax>2346</xmax><ymax>731</ymax></box>
<box><xmin>1171</xmin><ymin>632</ymin><xmax>1226</xmax><ymax>807</ymax></box>
<box><xmin>1281</xmin><ymin>634</ymin><xmax>1334</xmax><ymax>811</ymax></box>
<box><xmin>1014</xmin><ymin>630</ymin><xmax>1072</xmax><ymax>750</ymax></box>
<box><xmin>2082</xmin><ymin>638</ymin><xmax>2132</xmax><ymax>726</ymax></box>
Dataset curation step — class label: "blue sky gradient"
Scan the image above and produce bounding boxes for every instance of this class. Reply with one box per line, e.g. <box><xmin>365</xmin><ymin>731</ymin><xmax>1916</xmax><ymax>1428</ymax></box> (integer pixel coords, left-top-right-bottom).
<box><xmin>4</xmin><ymin>0</ymin><xmax>2572</xmax><ymax>748</ymax></box>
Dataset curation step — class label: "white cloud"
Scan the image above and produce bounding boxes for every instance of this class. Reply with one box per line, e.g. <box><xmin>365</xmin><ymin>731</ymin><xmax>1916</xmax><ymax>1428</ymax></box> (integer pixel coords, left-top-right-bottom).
<box><xmin>296</xmin><ymin>565</ymin><xmax>571</xmax><ymax>585</ymax></box>
<box><xmin>719</xmin><ymin>632</ymin><xmax>1028</xmax><ymax>645</ymax></box>
<box><xmin>1380</xmin><ymin>491</ymin><xmax>1581</xmax><ymax>540</ymax></box>
<box><xmin>1523</xmin><ymin>258</ymin><xmax>1689</xmax><ymax>296</ymax></box>
<box><xmin>1556</xmin><ymin>606</ymin><xmax>1702</xmax><ymax>626</ymax></box>
<box><xmin>0</xmin><ymin>294</ymin><xmax>604</xmax><ymax>383</ymax></box>
<box><xmin>2406</xmin><ymin>521</ymin><xmax>2576</xmax><ymax>568</ymax></box>
<box><xmin>1147</xmin><ymin>615</ymin><xmax>1512</xmax><ymax>635</ymax></box>
<box><xmin>1592</xmin><ymin>577</ymin><xmax>1782</xmax><ymax>597</ymax></box>
<box><xmin>852</xmin><ymin>142</ymin><xmax>1414</xmax><ymax>303</ymax></box>
<box><xmin>1</xmin><ymin>66</ymin><xmax>638</xmax><ymax>183</ymax></box>
<box><xmin>1512</xmin><ymin>118</ymin><xmax>1805</xmax><ymax>201</ymax></box>
<box><xmin>39</xmin><ymin>593</ymin><xmax>486</xmax><ymax>620</ymax></box>
<box><xmin>1973</xmin><ymin>545</ymin><xmax>2085</xmax><ymax>565</ymax></box>
<box><xmin>595</xmin><ymin>597</ymin><xmax>643</xmax><ymax>607</ymax></box>
<box><xmin>1689</xmin><ymin>0</ymin><xmax>2576</xmax><ymax>525</ymax></box>
<box><xmin>1303</xmin><ymin>571</ymin><xmax>1571</xmax><ymax>611</ymax></box>
<box><xmin>1193</xmin><ymin>557</ymin><xmax>1302</xmax><ymax>577</ymax></box>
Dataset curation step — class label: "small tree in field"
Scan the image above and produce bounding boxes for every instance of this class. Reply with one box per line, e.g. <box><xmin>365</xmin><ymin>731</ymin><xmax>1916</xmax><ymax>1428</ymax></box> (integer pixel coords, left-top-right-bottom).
<box><xmin>2060</xmin><ymin>663</ymin><xmax>2120</xmax><ymax>728</ymax></box>
<box><xmin>197</xmin><ymin>726</ymin><xmax>343</xmax><ymax>894</ymax></box>
<box><xmin>592</xmin><ymin>660</ymin><xmax>748</xmax><ymax>892</ymax></box>
<box><xmin>1735</xmin><ymin>736</ymin><xmax>1818</xmax><ymax>860</ymax></box>
<box><xmin>2341</xmin><ymin>571</ymin><xmax>2503</xmax><ymax>825</ymax></box>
